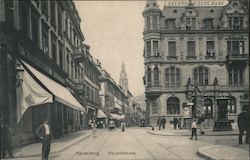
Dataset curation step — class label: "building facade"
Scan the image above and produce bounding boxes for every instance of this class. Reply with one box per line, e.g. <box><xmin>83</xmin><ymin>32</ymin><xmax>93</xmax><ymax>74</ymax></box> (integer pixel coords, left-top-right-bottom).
<box><xmin>0</xmin><ymin>0</ymin><xmax>102</xmax><ymax>147</ymax></box>
<box><xmin>143</xmin><ymin>0</ymin><xmax>249</xmax><ymax>125</ymax></box>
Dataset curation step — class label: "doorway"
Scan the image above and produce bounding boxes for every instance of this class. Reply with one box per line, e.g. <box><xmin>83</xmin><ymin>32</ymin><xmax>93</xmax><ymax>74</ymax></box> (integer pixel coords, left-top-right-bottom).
<box><xmin>217</xmin><ymin>99</ymin><xmax>228</xmax><ymax>120</ymax></box>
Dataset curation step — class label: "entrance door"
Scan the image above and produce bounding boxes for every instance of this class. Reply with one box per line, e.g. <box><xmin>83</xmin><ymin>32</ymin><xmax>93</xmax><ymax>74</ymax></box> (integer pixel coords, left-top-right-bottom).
<box><xmin>217</xmin><ymin>99</ymin><xmax>228</xmax><ymax>120</ymax></box>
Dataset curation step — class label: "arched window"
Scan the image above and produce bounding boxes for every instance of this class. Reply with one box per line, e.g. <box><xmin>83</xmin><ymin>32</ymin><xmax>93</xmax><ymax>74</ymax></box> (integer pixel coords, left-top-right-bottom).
<box><xmin>165</xmin><ymin>66</ymin><xmax>180</xmax><ymax>86</ymax></box>
<box><xmin>146</xmin><ymin>17</ymin><xmax>150</xmax><ymax>30</ymax></box>
<box><xmin>152</xmin><ymin>100</ymin><xmax>158</xmax><ymax>114</ymax></box>
<box><xmin>228</xmin><ymin>96</ymin><xmax>236</xmax><ymax>113</ymax></box>
<box><xmin>153</xmin><ymin>66</ymin><xmax>159</xmax><ymax>86</ymax></box>
<box><xmin>152</xmin><ymin>16</ymin><xmax>157</xmax><ymax>30</ymax></box>
<box><xmin>167</xmin><ymin>97</ymin><xmax>180</xmax><ymax>114</ymax></box>
<box><xmin>147</xmin><ymin>68</ymin><xmax>152</xmax><ymax>86</ymax></box>
<box><xmin>203</xmin><ymin>98</ymin><xmax>213</xmax><ymax>117</ymax></box>
<box><xmin>194</xmin><ymin>66</ymin><xmax>209</xmax><ymax>85</ymax></box>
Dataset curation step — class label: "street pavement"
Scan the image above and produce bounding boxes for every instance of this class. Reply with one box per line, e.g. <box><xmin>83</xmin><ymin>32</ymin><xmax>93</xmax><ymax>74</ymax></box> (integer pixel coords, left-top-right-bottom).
<box><xmin>3</xmin><ymin>125</ymin><xmax>250</xmax><ymax>160</ymax></box>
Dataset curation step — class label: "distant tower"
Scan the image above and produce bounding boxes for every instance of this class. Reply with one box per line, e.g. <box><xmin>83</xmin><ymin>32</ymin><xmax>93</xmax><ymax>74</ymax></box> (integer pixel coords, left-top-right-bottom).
<box><xmin>119</xmin><ymin>62</ymin><xmax>128</xmax><ymax>91</ymax></box>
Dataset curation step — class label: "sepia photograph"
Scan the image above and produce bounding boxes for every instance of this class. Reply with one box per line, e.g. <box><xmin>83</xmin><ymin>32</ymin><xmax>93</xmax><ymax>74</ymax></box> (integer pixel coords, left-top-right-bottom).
<box><xmin>0</xmin><ymin>0</ymin><xmax>249</xmax><ymax>159</ymax></box>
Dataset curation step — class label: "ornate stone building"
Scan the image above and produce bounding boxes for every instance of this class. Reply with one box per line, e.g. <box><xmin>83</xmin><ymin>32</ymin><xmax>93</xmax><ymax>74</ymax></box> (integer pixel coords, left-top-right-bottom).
<box><xmin>143</xmin><ymin>0</ymin><xmax>249</xmax><ymax>125</ymax></box>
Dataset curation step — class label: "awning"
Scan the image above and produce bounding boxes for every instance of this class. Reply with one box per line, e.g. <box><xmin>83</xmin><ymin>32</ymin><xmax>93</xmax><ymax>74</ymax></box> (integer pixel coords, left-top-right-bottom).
<box><xmin>97</xmin><ymin>110</ymin><xmax>107</xmax><ymax>118</ymax></box>
<box><xmin>109</xmin><ymin>113</ymin><xmax>121</xmax><ymax>120</ymax></box>
<box><xmin>114</xmin><ymin>102</ymin><xmax>122</xmax><ymax>110</ymax></box>
<box><xmin>119</xmin><ymin>114</ymin><xmax>125</xmax><ymax>120</ymax></box>
<box><xmin>22</xmin><ymin>61</ymin><xmax>86</xmax><ymax>112</ymax></box>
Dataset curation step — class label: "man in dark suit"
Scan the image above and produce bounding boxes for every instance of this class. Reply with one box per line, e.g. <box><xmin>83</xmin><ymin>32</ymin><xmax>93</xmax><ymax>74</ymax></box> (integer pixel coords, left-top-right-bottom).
<box><xmin>36</xmin><ymin>119</ymin><xmax>53</xmax><ymax>160</ymax></box>
<box><xmin>161</xmin><ymin>117</ymin><xmax>166</xmax><ymax>129</ymax></box>
<box><xmin>237</xmin><ymin>109</ymin><xmax>249</xmax><ymax>144</ymax></box>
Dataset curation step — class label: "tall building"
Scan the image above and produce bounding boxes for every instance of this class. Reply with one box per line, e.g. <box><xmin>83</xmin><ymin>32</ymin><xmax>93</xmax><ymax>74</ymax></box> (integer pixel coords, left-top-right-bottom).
<box><xmin>143</xmin><ymin>0</ymin><xmax>249</xmax><ymax>126</ymax></box>
<box><xmin>0</xmin><ymin>0</ymin><xmax>101</xmax><ymax>147</ymax></box>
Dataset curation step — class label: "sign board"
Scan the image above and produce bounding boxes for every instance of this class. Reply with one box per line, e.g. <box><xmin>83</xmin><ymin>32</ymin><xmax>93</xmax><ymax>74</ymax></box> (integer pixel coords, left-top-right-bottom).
<box><xmin>165</xmin><ymin>0</ymin><xmax>228</xmax><ymax>6</ymax></box>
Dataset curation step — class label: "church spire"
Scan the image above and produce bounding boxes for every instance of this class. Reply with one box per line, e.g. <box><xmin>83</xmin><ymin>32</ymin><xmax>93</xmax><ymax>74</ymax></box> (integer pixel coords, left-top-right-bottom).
<box><xmin>119</xmin><ymin>62</ymin><xmax>128</xmax><ymax>91</ymax></box>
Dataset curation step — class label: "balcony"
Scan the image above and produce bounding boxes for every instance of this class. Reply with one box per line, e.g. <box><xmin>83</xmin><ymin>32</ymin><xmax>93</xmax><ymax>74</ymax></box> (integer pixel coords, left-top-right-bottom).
<box><xmin>144</xmin><ymin>55</ymin><xmax>162</xmax><ymax>63</ymax></box>
<box><xmin>226</xmin><ymin>54</ymin><xmax>248</xmax><ymax>64</ymax></box>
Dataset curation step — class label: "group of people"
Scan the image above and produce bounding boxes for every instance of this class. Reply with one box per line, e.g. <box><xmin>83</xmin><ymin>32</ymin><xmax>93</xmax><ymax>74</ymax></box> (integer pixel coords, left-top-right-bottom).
<box><xmin>156</xmin><ymin>117</ymin><xmax>166</xmax><ymax>130</ymax></box>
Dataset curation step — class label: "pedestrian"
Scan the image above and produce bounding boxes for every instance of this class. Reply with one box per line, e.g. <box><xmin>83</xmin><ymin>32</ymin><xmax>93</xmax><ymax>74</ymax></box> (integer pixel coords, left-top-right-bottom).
<box><xmin>173</xmin><ymin>117</ymin><xmax>178</xmax><ymax>129</ymax></box>
<box><xmin>190</xmin><ymin>119</ymin><xmax>197</xmax><ymax>140</ymax></box>
<box><xmin>200</xmin><ymin>116</ymin><xmax>205</xmax><ymax>135</ymax></box>
<box><xmin>157</xmin><ymin>117</ymin><xmax>162</xmax><ymax>130</ymax></box>
<box><xmin>36</xmin><ymin>118</ymin><xmax>53</xmax><ymax>160</ymax></box>
<box><xmin>178</xmin><ymin>117</ymin><xmax>182</xmax><ymax>129</ymax></box>
<box><xmin>0</xmin><ymin>118</ymin><xmax>14</xmax><ymax>158</ymax></box>
<box><xmin>92</xmin><ymin>120</ymin><xmax>97</xmax><ymax>138</ymax></box>
<box><xmin>237</xmin><ymin>108</ymin><xmax>249</xmax><ymax>144</ymax></box>
<box><xmin>88</xmin><ymin>119</ymin><xmax>92</xmax><ymax>130</ymax></box>
<box><xmin>161</xmin><ymin>117</ymin><xmax>166</xmax><ymax>129</ymax></box>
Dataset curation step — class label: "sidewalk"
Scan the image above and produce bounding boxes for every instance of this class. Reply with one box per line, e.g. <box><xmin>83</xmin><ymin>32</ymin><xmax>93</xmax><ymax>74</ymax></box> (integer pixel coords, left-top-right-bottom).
<box><xmin>198</xmin><ymin>145</ymin><xmax>250</xmax><ymax>160</ymax></box>
<box><xmin>147</xmin><ymin>124</ymin><xmax>239</xmax><ymax>136</ymax></box>
<box><xmin>12</xmin><ymin>130</ymin><xmax>92</xmax><ymax>158</ymax></box>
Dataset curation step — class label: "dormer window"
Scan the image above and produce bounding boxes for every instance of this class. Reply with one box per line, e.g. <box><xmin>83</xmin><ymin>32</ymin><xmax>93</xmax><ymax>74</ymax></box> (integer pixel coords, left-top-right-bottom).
<box><xmin>228</xmin><ymin>16</ymin><xmax>243</xmax><ymax>29</ymax></box>
<box><xmin>186</xmin><ymin>18</ymin><xmax>196</xmax><ymax>30</ymax></box>
<box><xmin>203</xmin><ymin>18</ymin><xmax>214</xmax><ymax>30</ymax></box>
<box><xmin>166</xmin><ymin>19</ymin><xmax>176</xmax><ymax>29</ymax></box>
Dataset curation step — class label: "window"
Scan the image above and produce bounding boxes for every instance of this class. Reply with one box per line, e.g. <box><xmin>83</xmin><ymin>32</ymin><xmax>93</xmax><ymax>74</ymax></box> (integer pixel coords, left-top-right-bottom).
<box><xmin>166</xmin><ymin>19</ymin><xmax>176</xmax><ymax>29</ymax></box>
<box><xmin>228</xmin><ymin>97</ymin><xmax>236</xmax><ymax>113</ymax></box>
<box><xmin>51</xmin><ymin>34</ymin><xmax>57</xmax><ymax>63</ymax></box>
<box><xmin>146</xmin><ymin>41</ymin><xmax>151</xmax><ymax>57</ymax></box>
<box><xmin>50</xmin><ymin>0</ymin><xmax>56</xmax><ymax>28</ymax></box>
<box><xmin>58</xmin><ymin>42</ymin><xmax>63</xmax><ymax>68</ymax></box>
<box><xmin>66</xmin><ymin>49</ymin><xmax>70</xmax><ymax>73</ymax></box>
<box><xmin>194</xmin><ymin>66</ymin><xmax>209</xmax><ymax>85</ymax></box>
<box><xmin>41</xmin><ymin>0</ymin><xmax>48</xmax><ymax>17</ymax></box>
<box><xmin>6</xmin><ymin>0</ymin><xmax>14</xmax><ymax>26</ymax></box>
<box><xmin>203</xmin><ymin>19</ymin><xmax>214</xmax><ymax>30</ymax></box>
<box><xmin>152</xmin><ymin>100</ymin><xmax>158</xmax><ymax>114</ymax></box>
<box><xmin>187</xmin><ymin>41</ymin><xmax>196</xmax><ymax>58</ymax></box>
<box><xmin>229</xmin><ymin>66</ymin><xmax>244</xmax><ymax>85</ymax></box>
<box><xmin>165</xmin><ymin>66</ymin><xmax>180</xmax><ymax>86</ymax></box>
<box><xmin>206</xmin><ymin>41</ymin><xmax>215</xmax><ymax>58</ymax></box>
<box><xmin>42</xmin><ymin>22</ymin><xmax>49</xmax><ymax>55</ymax></box>
<box><xmin>146</xmin><ymin>17</ymin><xmax>150</xmax><ymax>30</ymax></box>
<box><xmin>20</xmin><ymin>1</ymin><xmax>29</xmax><ymax>35</ymax></box>
<box><xmin>147</xmin><ymin>68</ymin><xmax>151</xmax><ymax>86</ymax></box>
<box><xmin>227</xmin><ymin>41</ymin><xmax>244</xmax><ymax>54</ymax></box>
<box><xmin>203</xmin><ymin>98</ymin><xmax>213</xmax><ymax>117</ymax></box>
<box><xmin>31</xmin><ymin>13</ymin><xmax>39</xmax><ymax>46</ymax></box>
<box><xmin>228</xmin><ymin>16</ymin><xmax>243</xmax><ymax>29</ymax></box>
<box><xmin>152</xmin><ymin>16</ymin><xmax>157</xmax><ymax>30</ymax></box>
<box><xmin>186</xmin><ymin>18</ymin><xmax>196</xmax><ymax>30</ymax></box>
<box><xmin>57</xmin><ymin>5</ymin><xmax>63</xmax><ymax>36</ymax></box>
<box><xmin>153</xmin><ymin>66</ymin><xmax>159</xmax><ymax>86</ymax></box>
<box><xmin>167</xmin><ymin>97</ymin><xmax>180</xmax><ymax>114</ymax></box>
<box><xmin>168</xmin><ymin>42</ymin><xmax>176</xmax><ymax>57</ymax></box>
<box><xmin>153</xmin><ymin>41</ymin><xmax>159</xmax><ymax>56</ymax></box>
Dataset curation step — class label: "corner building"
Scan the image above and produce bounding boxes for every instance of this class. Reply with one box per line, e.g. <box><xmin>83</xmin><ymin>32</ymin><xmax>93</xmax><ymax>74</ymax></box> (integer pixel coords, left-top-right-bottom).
<box><xmin>143</xmin><ymin>0</ymin><xmax>249</xmax><ymax>125</ymax></box>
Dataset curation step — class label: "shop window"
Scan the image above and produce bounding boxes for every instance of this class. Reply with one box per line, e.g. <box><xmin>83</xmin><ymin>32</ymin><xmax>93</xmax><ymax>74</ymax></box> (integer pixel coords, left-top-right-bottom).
<box><xmin>167</xmin><ymin>97</ymin><xmax>180</xmax><ymax>114</ymax></box>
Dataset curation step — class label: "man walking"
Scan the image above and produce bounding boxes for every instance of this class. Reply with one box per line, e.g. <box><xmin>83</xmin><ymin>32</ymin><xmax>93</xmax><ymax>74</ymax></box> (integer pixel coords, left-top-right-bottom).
<box><xmin>173</xmin><ymin>117</ymin><xmax>178</xmax><ymax>129</ymax></box>
<box><xmin>36</xmin><ymin>118</ymin><xmax>53</xmax><ymax>160</ymax></box>
<box><xmin>190</xmin><ymin>119</ymin><xmax>197</xmax><ymax>140</ymax></box>
<box><xmin>161</xmin><ymin>117</ymin><xmax>166</xmax><ymax>129</ymax></box>
<box><xmin>157</xmin><ymin>117</ymin><xmax>162</xmax><ymax>130</ymax></box>
<box><xmin>0</xmin><ymin>118</ymin><xmax>14</xmax><ymax>158</ymax></box>
<box><xmin>238</xmin><ymin>108</ymin><xmax>249</xmax><ymax>144</ymax></box>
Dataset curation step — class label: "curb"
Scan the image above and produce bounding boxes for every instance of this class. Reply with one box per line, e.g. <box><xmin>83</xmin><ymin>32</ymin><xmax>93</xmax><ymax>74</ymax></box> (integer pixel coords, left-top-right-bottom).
<box><xmin>197</xmin><ymin>147</ymin><xmax>219</xmax><ymax>160</ymax></box>
<box><xmin>13</xmin><ymin>133</ymin><xmax>92</xmax><ymax>158</ymax></box>
<box><xmin>147</xmin><ymin>131</ymin><xmax>239</xmax><ymax>137</ymax></box>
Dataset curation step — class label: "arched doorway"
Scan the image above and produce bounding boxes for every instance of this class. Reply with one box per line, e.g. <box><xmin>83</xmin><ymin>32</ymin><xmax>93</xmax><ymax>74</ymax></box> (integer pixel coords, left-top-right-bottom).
<box><xmin>167</xmin><ymin>97</ymin><xmax>180</xmax><ymax>114</ymax></box>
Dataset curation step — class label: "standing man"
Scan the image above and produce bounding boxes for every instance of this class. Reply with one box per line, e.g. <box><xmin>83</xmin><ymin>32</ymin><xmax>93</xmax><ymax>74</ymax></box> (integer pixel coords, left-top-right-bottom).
<box><xmin>237</xmin><ymin>108</ymin><xmax>249</xmax><ymax>144</ymax></box>
<box><xmin>157</xmin><ymin>117</ymin><xmax>162</xmax><ymax>130</ymax></box>
<box><xmin>0</xmin><ymin>118</ymin><xmax>14</xmax><ymax>158</ymax></box>
<box><xmin>190</xmin><ymin>119</ymin><xmax>197</xmax><ymax>140</ymax></box>
<box><xmin>88</xmin><ymin>119</ymin><xmax>92</xmax><ymax>130</ymax></box>
<box><xmin>161</xmin><ymin>117</ymin><xmax>166</xmax><ymax>129</ymax></box>
<box><xmin>36</xmin><ymin>119</ymin><xmax>53</xmax><ymax>160</ymax></box>
<box><xmin>173</xmin><ymin>117</ymin><xmax>178</xmax><ymax>129</ymax></box>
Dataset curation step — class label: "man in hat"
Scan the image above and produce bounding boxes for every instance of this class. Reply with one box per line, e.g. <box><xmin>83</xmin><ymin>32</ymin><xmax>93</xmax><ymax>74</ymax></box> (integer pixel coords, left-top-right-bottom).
<box><xmin>0</xmin><ymin>119</ymin><xmax>14</xmax><ymax>158</ymax></box>
<box><xmin>238</xmin><ymin>108</ymin><xmax>249</xmax><ymax>144</ymax></box>
<box><xmin>190</xmin><ymin>119</ymin><xmax>197</xmax><ymax>140</ymax></box>
<box><xmin>36</xmin><ymin>118</ymin><xmax>53</xmax><ymax>160</ymax></box>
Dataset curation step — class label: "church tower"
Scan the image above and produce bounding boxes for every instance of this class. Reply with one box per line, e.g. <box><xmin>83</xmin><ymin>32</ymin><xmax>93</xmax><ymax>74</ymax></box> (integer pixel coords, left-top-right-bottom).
<box><xmin>119</xmin><ymin>62</ymin><xmax>128</xmax><ymax>91</ymax></box>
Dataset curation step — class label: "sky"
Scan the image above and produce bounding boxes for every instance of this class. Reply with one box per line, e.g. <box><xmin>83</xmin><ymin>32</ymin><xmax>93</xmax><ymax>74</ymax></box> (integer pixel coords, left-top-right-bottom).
<box><xmin>75</xmin><ymin>1</ymin><xmax>165</xmax><ymax>96</ymax></box>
